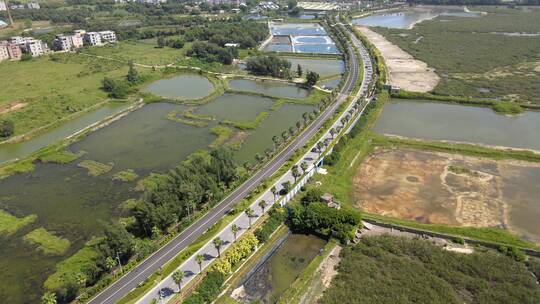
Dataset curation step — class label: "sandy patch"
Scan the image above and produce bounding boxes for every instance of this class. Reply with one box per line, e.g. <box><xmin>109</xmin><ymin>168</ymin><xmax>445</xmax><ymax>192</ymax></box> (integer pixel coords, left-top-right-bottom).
<box><xmin>0</xmin><ymin>101</ymin><xmax>27</xmax><ymax>115</ymax></box>
<box><xmin>298</xmin><ymin>245</ymin><xmax>342</xmax><ymax>304</ymax></box>
<box><xmin>535</xmin><ymin>63</ymin><xmax>540</xmax><ymax>72</ymax></box>
<box><xmin>352</xmin><ymin>148</ymin><xmax>540</xmax><ymax>243</ymax></box>
<box><xmin>356</xmin><ymin>26</ymin><xmax>440</xmax><ymax>92</ymax></box>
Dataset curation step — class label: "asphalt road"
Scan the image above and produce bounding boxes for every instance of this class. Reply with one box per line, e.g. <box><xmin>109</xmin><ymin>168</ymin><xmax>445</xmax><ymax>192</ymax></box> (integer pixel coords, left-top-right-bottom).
<box><xmin>88</xmin><ymin>26</ymin><xmax>361</xmax><ymax>304</ymax></box>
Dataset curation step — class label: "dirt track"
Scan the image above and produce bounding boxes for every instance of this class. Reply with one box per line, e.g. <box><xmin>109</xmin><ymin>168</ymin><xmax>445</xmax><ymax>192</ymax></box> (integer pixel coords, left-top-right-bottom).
<box><xmin>356</xmin><ymin>26</ymin><xmax>440</xmax><ymax>92</ymax></box>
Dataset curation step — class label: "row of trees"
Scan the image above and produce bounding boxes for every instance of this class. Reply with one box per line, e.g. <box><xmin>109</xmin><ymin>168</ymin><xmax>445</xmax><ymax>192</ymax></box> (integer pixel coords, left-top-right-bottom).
<box><xmin>252</xmin><ymin>98</ymin><xmax>331</xmax><ymax>167</ymax></box>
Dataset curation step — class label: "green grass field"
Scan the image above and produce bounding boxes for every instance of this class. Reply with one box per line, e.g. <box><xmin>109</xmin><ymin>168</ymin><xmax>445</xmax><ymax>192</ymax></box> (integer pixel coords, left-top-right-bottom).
<box><xmin>373</xmin><ymin>7</ymin><xmax>540</xmax><ymax>103</ymax></box>
<box><xmin>0</xmin><ymin>53</ymin><xmax>127</xmax><ymax>137</ymax></box>
<box><xmin>80</xmin><ymin>41</ymin><xmax>190</xmax><ymax>67</ymax></box>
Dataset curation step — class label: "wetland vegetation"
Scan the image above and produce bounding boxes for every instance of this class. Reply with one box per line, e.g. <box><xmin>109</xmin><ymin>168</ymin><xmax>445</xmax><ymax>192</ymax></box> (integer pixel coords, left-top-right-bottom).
<box><xmin>371</xmin><ymin>7</ymin><xmax>540</xmax><ymax>103</ymax></box>
<box><xmin>321</xmin><ymin>235</ymin><xmax>540</xmax><ymax>304</ymax></box>
<box><xmin>0</xmin><ymin>62</ymin><xmax>331</xmax><ymax>302</ymax></box>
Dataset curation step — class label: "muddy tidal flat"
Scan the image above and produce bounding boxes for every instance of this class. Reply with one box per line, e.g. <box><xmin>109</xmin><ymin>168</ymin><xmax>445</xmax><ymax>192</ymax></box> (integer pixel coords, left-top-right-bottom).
<box><xmin>353</xmin><ymin>148</ymin><xmax>540</xmax><ymax>243</ymax></box>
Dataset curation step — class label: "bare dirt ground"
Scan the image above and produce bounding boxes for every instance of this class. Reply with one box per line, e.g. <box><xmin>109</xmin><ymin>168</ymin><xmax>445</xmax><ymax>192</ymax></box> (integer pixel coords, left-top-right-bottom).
<box><xmin>356</xmin><ymin>26</ymin><xmax>440</xmax><ymax>92</ymax></box>
<box><xmin>352</xmin><ymin>148</ymin><xmax>540</xmax><ymax>243</ymax></box>
<box><xmin>0</xmin><ymin>101</ymin><xmax>27</xmax><ymax>115</ymax></box>
<box><xmin>299</xmin><ymin>245</ymin><xmax>342</xmax><ymax>304</ymax></box>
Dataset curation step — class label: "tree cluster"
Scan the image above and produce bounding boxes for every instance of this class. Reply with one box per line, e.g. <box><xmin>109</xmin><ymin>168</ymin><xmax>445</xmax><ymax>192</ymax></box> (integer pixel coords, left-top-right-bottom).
<box><xmin>287</xmin><ymin>201</ymin><xmax>361</xmax><ymax>243</ymax></box>
<box><xmin>0</xmin><ymin>120</ymin><xmax>15</xmax><ymax>138</ymax></box>
<box><xmin>254</xmin><ymin>206</ymin><xmax>286</xmax><ymax>243</ymax></box>
<box><xmin>132</xmin><ymin>148</ymin><xmax>238</xmax><ymax>237</ymax></box>
<box><xmin>182</xmin><ymin>21</ymin><xmax>268</xmax><ymax>49</ymax></box>
<box><xmin>187</xmin><ymin>42</ymin><xmax>238</xmax><ymax>64</ymax></box>
<box><xmin>101</xmin><ymin>61</ymin><xmax>143</xmax><ymax>99</ymax></box>
<box><xmin>246</xmin><ymin>55</ymin><xmax>292</xmax><ymax>78</ymax></box>
<box><xmin>157</xmin><ymin>37</ymin><xmax>185</xmax><ymax>49</ymax></box>
<box><xmin>305</xmin><ymin>71</ymin><xmax>320</xmax><ymax>87</ymax></box>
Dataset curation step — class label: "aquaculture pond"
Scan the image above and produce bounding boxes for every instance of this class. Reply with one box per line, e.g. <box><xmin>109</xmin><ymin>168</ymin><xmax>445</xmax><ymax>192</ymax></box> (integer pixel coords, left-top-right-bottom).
<box><xmin>71</xmin><ymin>103</ymin><xmax>214</xmax><ymax>174</ymax></box>
<box><xmin>229</xmin><ymin>79</ymin><xmax>310</xmax><ymax>99</ymax></box>
<box><xmin>234</xmin><ymin>103</ymin><xmax>315</xmax><ymax>163</ymax></box>
<box><xmin>285</xmin><ymin>58</ymin><xmax>345</xmax><ymax>77</ymax></box>
<box><xmin>239</xmin><ymin>233</ymin><xmax>326</xmax><ymax>303</ymax></box>
<box><xmin>142</xmin><ymin>74</ymin><xmax>214</xmax><ymax>100</ymax></box>
<box><xmin>264</xmin><ymin>23</ymin><xmax>340</xmax><ymax>55</ymax></box>
<box><xmin>353</xmin><ymin>7</ymin><xmax>482</xmax><ymax>29</ymax></box>
<box><xmin>0</xmin><ymin>102</ymin><xmax>133</xmax><ymax>164</ymax></box>
<box><xmin>320</xmin><ymin>77</ymin><xmax>342</xmax><ymax>90</ymax></box>
<box><xmin>0</xmin><ymin>102</ymin><xmax>215</xmax><ymax>303</ymax></box>
<box><xmin>196</xmin><ymin>93</ymin><xmax>274</xmax><ymax>122</ymax></box>
<box><xmin>374</xmin><ymin>99</ymin><xmax>540</xmax><ymax>151</ymax></box>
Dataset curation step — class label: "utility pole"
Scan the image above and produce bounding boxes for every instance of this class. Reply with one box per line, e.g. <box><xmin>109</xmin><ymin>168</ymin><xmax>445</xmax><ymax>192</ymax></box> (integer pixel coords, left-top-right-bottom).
<box><xmin>5</xmin><ymin>0</ymin><xmax>14</xmax><ymax>28</ymax></box>
<box><xmin>116</xmin><ymin>251</ymin><xmax>124</xmax><ymax>275</ymax></box>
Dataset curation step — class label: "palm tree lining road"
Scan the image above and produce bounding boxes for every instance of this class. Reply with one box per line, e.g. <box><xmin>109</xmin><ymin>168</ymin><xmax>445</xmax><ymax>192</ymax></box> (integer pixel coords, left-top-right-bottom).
<box><xmin>88</xmin><ymin>27</ymin><xmax>361</xmax><ymax>304</ymax></box>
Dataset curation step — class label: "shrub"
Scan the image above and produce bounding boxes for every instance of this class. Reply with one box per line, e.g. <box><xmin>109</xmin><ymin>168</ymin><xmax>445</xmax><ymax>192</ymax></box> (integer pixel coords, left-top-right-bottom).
<box><xmin>212</xmin><ymin>233</ymin><xmax>258</xmax><ymax>274</ymax></box>
<box><xmin>498</xmin><ymin>245</ymin><xmax>526</xmax><ymax>262</ymax></box>
<box><xmin>0</xmin><ymin>120</ymin><xmax>15</xmax><ymax>138</ymax></box>
<box><xmin>183</xmin><ymin>271</ymin><xmax>225</xmax><ymax>304</ymax></box>
<box><xmin>254</xmin><ymin>206</ymin><xmax>286</xmax><ymax>243</ymax></box>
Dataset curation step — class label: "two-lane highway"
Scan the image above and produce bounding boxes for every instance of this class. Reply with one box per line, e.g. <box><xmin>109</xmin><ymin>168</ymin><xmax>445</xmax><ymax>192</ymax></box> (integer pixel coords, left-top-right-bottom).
<box><xmin>88</xmin><ymin>25</ymin><xmax>361</xmax><ymax>304</ymax></box>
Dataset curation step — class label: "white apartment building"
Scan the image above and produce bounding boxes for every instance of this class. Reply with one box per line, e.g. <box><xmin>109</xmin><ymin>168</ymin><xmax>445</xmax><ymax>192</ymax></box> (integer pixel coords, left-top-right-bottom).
<box><xmin>84</xmin><ymin>32</ymin><xmax>102</xmax><ymax>46</ymax></box>
<box><xmin>98</xmin><ymin>31</ymin><xmax>117</xmax><ymax>43</ymax></box>
<box><xmin>53</xmin><ymin>35</ymin><xmax>72</xmax><ymax>51</ymax></box>
<box><xmin>26</xmin><ymin>2</ymin><xmax>40</xmax><ymax>9</ymax></box>
<box><xmin>8</xmin><ymin>36</ymin><xmax>26</xmax><ymax>45</ymax></box>
<box><xmin>24</xmin><ymin>38</ymin><xmax>48</xmax><ymax>57</ymax></box>
<box><xmin>0</xmin><ymin>43</ymin><xmax>9</xmax><ymax>62</ymax></box>
<box><xmin>71</xmin><ymin>34</ymin><xmax>84</xmax><ymax>49</ymax></box>
<box><xmin>0</xmin><ymin>1</ymin><xmax>7</xmax><ymax>11</ymax></box>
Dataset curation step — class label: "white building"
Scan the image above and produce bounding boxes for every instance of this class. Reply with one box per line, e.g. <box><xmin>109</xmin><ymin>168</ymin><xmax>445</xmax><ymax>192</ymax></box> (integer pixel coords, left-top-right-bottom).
<box><xmin>53</xmin><ymin>35</ymin><xmax>72</xmax><ymax>51</ymax></box>
<box><xmin>26</xmin><ymin>2</ymin><xmax>40</xmax><ymax>9</ymax></box>
<box><xmin>0</xmin><ymin>43</ymin><xmax>9</xmax><ymax>62</ymax></box>
<box><xmin>0</xmin><ymin>1</ymin><xmax>7</xmax><ymax>11</ymax></box>
<box><xmin>98</xmin><ymin>31</ymin><xmax>117</xmax><ymax>43</ymax></box>
<box><xmin>24</xmin><ymin>38</ymin><xmax>48</xmax><ymax>57</ymax></box>
<box><xmin>136</xmin><ymin>0</ymin><xmax>167</xmax><ymax>4</ymax></box>
<box><xmin>8</xmin><ymin>36</ymin><xmax>26</xmax><ymax>45</ymax></box>
<box><xmin>84</xmin><ymin>32</ymin><xmax>102</xmax><ymax>46</ymax></box>
<box><xmin>71</xmin><ymin>34</ymin><xmax>84</xmax><ymax>49</ymax></box>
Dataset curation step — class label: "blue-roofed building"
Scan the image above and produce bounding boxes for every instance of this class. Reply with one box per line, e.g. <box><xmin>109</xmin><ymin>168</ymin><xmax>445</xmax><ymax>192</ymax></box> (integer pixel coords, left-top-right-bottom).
<box><xmin>0</xmin><ymin>20</ymin><xmax>8</xmax><ymax>28</ymax></box>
